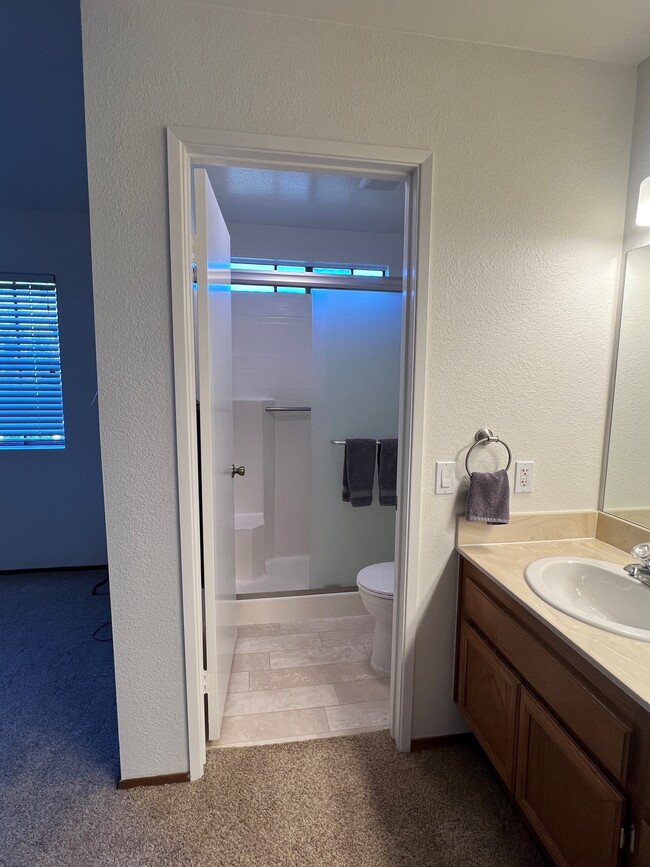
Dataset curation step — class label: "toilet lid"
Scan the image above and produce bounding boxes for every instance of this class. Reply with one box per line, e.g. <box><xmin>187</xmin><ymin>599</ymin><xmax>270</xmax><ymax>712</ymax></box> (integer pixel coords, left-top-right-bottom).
<box><xmin>356</xmin><ymin>561</ymin><xmax>395</xmax><ymax>597</ymax></box>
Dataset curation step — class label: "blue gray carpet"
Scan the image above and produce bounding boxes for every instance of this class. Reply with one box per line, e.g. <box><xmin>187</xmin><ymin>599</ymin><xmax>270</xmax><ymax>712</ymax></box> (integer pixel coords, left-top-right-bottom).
<box><xmin>0</xmin><ymin>570</ymin><xmax>544</xmax><ymax>866</ymax></box>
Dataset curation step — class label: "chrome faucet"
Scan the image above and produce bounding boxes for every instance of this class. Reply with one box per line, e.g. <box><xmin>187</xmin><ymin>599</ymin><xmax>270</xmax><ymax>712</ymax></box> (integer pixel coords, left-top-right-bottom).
<box><xmin>624</xmin><ymin>543</ymin><xmax>650</xmax><ymax>586</ymax></box>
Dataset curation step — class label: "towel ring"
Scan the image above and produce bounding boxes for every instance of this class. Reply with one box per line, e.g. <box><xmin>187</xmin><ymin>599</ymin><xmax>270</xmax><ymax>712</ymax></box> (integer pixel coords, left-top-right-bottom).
<box><xmin>465</xmin><ymin>428</ymin><xmax>512</xmax><ymax>476</ymax></box>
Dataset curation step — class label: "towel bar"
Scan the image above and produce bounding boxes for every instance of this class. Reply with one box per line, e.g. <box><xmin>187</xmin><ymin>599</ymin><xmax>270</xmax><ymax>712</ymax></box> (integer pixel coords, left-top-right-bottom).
<box><xmin>465</xmin><ymin>428</ymin><xmax>512</xmax><ymax>475</ymax></box>
<box><xmin>331</xmin><ymin>439</ymin><xmax>384</xmax><ymax>445</ymax></box>
<box><xmin>265</xmin><ymin>406</ymin><xmax>311</xmax><ymax>412</ymax></box>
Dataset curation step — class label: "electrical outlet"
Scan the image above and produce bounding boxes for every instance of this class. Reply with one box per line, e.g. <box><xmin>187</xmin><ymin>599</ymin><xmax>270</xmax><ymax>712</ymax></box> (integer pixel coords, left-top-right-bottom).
<box><xmin>515</xmin><ymin>461</ymin><xmax>534</xmax><ymax>493</ymax></box>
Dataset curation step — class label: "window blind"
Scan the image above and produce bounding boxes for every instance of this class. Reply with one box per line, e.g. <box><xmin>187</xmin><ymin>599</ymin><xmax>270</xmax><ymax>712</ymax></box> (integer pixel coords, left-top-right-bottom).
<box><xmin>0</xmin><ymin>274</ymin><xmax>65</xmax><ymax>449</ymax></box>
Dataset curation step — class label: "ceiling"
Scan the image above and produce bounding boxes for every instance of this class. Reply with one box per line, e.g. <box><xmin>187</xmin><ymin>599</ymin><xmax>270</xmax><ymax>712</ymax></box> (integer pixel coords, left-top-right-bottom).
<box><xmin>201</xmin><ymin>166</ymin><xmax>406</xmax><ymax>234</ymax></box>
<box><xmin>199</xmin><ymin>0</ymin><xmax>650</xmax><ymax>64</ymax></box>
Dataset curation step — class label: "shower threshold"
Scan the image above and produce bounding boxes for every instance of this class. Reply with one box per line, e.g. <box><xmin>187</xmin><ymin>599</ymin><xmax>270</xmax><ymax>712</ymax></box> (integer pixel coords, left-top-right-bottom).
<box><xmin>237</xmin><ymin>584</ymin><xmax>358</xmax><ymax>600</ymax></box>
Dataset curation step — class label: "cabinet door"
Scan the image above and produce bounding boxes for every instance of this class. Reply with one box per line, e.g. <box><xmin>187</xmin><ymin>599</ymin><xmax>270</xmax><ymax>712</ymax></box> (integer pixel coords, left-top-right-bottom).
<box><xmin>457</xmin><ymin>620</ymin><xmax>520</xmax><ymax>790</ymax></box>
<box><xmin>516</xmin><ymin>688</ymin><xmax>625</xmax><ymax>867</ymax></box>
<box><xmin>633</xmin><ymin>819</ymin><xmax>650</xmax><ymax>867</ymax></box>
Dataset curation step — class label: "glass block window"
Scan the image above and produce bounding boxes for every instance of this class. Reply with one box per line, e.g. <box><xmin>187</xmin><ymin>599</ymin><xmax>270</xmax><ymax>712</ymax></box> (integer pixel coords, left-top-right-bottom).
<box><xmin>230</xmin><ymin>260</ymin><xmax>389</xmax><ymax>293</ymax></box>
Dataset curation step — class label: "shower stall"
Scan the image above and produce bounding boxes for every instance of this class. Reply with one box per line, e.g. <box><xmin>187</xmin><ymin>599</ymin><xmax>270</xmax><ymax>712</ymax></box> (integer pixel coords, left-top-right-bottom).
<box><xmin>231</xmin><ymin>280</ymin><xmax>403</xmax><ymax>597</ymax></box>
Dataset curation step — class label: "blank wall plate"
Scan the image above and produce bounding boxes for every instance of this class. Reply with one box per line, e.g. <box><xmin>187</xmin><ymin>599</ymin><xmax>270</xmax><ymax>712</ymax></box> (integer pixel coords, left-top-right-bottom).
<box><xmin>435</xmin><ymin>461</ymin><xmax>456</xmax><ymax>494</ymax></box>
<box><xmin>515</xmin><ymin>460</ymin><xmax>534</xmax><ymax>493</ymax></box>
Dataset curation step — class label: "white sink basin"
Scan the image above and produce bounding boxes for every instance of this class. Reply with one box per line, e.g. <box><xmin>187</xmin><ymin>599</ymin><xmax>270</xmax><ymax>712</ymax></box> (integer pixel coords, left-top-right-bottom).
<box><xmin>524</xmin><ymin>557</ymin><xmax>650</xmax><ymax>641</ymax></box>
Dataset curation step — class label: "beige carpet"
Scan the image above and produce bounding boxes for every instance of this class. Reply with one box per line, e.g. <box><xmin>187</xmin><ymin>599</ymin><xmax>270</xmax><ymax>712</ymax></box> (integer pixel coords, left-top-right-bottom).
<box><xmin>0</xmin><ymin>571</ymin><xmax>544</xmax><ymax>867</ymax></box>
<box><xmin>126</xmin><ymin>732</ymin><xmax>545</xmax><ymax>867</ymax></box>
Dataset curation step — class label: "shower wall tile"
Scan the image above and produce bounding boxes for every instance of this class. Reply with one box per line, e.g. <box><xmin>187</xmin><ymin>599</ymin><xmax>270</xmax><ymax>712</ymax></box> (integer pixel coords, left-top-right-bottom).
<box><xmin>231</xmin><ymin>292</ymin><xmax>312</xmax><ymax>562</ymax></box>
<box><xmin>231</xmin><ymin>293</ymin><xmax>312</xmax><ymax>405</ymax></box>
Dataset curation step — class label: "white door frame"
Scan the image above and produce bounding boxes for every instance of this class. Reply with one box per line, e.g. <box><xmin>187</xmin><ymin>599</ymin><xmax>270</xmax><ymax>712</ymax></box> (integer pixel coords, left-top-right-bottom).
<box><xmin>166</xmin><ymin>126</ymin><xmax>433</xmax><ymax>780</ymax></box>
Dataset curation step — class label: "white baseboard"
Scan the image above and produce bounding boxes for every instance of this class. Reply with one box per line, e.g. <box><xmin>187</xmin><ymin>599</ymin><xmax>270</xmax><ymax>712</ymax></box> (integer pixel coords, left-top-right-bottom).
<box><xmin>235</xmin><ymin>591</ymin><xmax>365</xmax><ymax>625</ymax></box>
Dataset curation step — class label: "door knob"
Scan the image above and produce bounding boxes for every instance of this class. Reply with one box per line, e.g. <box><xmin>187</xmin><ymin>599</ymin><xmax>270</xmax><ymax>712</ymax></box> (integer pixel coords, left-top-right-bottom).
<box><xmin>230</xmin><ymin>465</ymin><xmax>246</xmax><ymax>478</ymax></box>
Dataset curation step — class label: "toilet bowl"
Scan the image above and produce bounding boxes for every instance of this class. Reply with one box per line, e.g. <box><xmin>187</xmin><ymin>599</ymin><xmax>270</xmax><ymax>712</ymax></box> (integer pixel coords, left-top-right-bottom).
<box><xmin>356</xmin><ymin>561</ymin><xmax>395</xmax><ymax>675</ymax></box>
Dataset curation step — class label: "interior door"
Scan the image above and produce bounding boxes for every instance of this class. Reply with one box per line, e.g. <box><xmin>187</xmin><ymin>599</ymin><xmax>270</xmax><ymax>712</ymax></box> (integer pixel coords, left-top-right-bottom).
<box><xmin>194</xmin><ymin>168</ymin><xmax>236</xmax><ymax>741</ymax></box>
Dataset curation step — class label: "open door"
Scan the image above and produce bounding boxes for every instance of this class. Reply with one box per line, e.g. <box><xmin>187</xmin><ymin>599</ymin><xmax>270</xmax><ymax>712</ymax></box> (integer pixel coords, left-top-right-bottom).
<box><xmin>194</xmin><ymin>168</ymin><xmax>237</xmax><ymax>741</ymax></box>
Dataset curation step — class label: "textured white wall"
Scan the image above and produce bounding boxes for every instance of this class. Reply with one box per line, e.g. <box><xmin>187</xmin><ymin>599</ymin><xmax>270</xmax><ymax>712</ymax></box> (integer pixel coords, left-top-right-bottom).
<box><xmin>0</xmin><ymin>208</ymin><xmax>106</xmax><ymax>570</ymax></box>
<box><xmin>80</xmin><ymin>0</ymin><xmax>636</xmax><ymax>776</ymax></box>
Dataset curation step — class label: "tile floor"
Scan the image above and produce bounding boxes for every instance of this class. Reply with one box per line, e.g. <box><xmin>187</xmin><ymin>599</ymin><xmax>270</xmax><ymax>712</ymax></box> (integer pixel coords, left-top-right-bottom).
<box><xmin>212</xmin><ymin>614</ymin><xmax>390</xmax><ymax>748</ymax></box>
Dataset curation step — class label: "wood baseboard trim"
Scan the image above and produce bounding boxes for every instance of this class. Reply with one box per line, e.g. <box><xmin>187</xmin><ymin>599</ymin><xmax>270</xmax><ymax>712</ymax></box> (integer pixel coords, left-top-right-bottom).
<box><xmin>411</xmin><ymin>732</ymin><xmax>474</xmax><ymax>751</ymax></box>
<box><xmin>118</xmin><ymin>771</ymin><xmax>190</xmax><ymax>790</ymax></box>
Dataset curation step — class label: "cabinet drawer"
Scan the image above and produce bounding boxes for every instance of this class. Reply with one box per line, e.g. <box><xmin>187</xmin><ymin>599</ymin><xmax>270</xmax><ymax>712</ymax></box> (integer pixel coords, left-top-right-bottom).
<box><xmin>516</xmin><ymin>688</ymin><xmax>625</xmax><ymax>867</ymax></box>
<box><xmin>458</xmin><ymin>620</ymin><xmax>520</xmax><ymax>790</ymax></box>
<box><xmin>462</xmin><ymin>567</ymin><xmax>632</xmax><ymax>784</ymax></box>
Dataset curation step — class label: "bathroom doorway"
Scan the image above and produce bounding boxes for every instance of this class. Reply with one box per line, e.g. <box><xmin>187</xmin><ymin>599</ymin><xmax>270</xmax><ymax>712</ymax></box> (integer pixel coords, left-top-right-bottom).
<box><xmin>198</xmin><ymin>164</ymin><xmax>406</xmax><ymax>599</ymax></box>
<box><xmin>168</xmin><ymin>127</ymin><xmax>433</xmax><ymax>780</ymax></box>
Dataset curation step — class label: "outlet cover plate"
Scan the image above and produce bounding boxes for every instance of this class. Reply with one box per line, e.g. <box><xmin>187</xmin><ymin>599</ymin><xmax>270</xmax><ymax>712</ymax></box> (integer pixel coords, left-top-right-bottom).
<box><xmin>515</xmin><ymin>460</ymin><xmax>534</xmax><ymax>493</ymax></box>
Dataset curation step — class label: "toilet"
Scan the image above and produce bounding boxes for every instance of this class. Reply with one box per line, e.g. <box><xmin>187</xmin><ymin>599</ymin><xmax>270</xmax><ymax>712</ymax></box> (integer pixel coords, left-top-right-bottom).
<box><xmin>356</xmin><ymin>561</ymin><xmax>395</xmax><ymax>675</ymax></box>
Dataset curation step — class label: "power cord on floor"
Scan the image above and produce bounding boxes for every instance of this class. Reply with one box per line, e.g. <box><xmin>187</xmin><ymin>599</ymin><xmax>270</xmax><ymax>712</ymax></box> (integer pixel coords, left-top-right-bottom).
<box><xmin>92</xmin><ymin>575</ymin><xmax>109</xmax><ymax>595</ymax></box>
<box><xmin>91</xmin><ymin>571</ymin><xmax>112</xmax><ymax>642</ymax></box>
<box><xmin>92</xmin><ymin>621</ymin><xmax>113</xmax><ymax>642</ymax></box>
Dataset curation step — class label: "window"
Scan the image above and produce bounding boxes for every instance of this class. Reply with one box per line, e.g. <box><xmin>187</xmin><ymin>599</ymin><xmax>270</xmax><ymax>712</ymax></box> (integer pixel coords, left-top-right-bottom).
<box><xmin>230</xmin><ymin>260</ymin><xmax>389</xmax><ymax>293</ymax></box>
<box><xmin>0</xmin><ymin>274</ymin><xmax>65</xmax><ymax>450</ymax></box>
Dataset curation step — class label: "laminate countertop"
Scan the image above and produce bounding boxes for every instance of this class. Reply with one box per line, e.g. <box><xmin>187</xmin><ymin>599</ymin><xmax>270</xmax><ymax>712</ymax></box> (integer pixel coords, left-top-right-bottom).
<box><xmin>456</xmin><ymin>536</ymin><xmax>650</xmax><ymax>714</ymax></box>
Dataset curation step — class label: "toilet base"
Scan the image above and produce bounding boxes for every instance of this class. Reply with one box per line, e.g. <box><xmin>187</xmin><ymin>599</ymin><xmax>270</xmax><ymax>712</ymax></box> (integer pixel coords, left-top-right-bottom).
<box><xmin>357</xmin><ymin>562</ymin><xmax>395</xmax><ymax>677</ymax></box>
<box><xmin>369</xmin><ymin>615</ymin><xmax>392</xmax><ymax>676</ymax></box>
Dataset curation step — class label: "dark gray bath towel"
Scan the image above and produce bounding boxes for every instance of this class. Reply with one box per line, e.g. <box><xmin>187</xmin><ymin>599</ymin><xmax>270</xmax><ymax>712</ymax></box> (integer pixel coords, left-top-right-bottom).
<box><xmin>377</xmin><ymin>439</ymin><xmax>398</xmax><ymax>506</ymax></box>
<box><xmin>342</xmin><ymin>439</ymin><xmax>376</xmax><ymax>507</ymax></box>
<box><xmin>465</xmin><ymin>469</ymin><xmax>510</xmax><ymax>524</ymax></box>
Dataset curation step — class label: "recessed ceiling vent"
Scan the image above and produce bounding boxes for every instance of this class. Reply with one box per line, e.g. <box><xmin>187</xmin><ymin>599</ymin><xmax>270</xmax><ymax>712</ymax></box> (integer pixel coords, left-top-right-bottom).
<box><xmin>358</xmin><ymin>178</ymin><xmax>402</xmax><ymax>191</ymax></box>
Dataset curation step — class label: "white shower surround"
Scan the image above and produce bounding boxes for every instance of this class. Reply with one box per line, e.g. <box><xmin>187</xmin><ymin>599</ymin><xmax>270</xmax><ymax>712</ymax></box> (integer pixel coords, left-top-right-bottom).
<box><xmin>232</xmin><ymin>292</ymin><xmax>312</xmax><ymax>593</ymax></box>
<box><xmin>232</xmin><ymin>399</ymin><xmax>311</xmax><ymax>594</ymax></box>
<box><xmin>232</xmin><ymin>284</ymin><xmax>403</xmax><ymax>595</ymax></box>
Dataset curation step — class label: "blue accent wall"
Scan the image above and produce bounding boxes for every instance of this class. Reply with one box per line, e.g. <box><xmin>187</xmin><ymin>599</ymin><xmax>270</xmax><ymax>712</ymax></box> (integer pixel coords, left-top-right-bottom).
<box><xmin>0</xmin><ymin>0</ymin><xmax>106</xmax><ymax>569</ymax></box>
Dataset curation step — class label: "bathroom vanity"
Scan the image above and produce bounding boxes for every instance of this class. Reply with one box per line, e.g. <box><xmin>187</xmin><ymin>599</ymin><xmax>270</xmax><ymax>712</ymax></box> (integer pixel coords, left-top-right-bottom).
<box><xmin>455</xmin><ymin>530</ymin><xmax>650</xmax><ymax>867</ymax></box>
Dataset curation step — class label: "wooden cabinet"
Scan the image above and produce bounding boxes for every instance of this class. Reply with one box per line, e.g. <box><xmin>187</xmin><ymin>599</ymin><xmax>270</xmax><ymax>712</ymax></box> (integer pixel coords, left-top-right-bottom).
<box><xmin>457</xmin><ymin>621</ymin><xmax>520</xmax><ymax>789</ymax></box>
<box><xmin>516</xmin><ymin>688</ymin><xmax>625</xmax><ymax>867</ymax></box>
<box><xmin>635</xmin><ymin>821</ymin><xmax>650</xmax><ymax>866</ymax></box>
<box><xmin>455</xmin><ymin>556</ymin><xmax>650</xmax><ymax>867</ymax></box>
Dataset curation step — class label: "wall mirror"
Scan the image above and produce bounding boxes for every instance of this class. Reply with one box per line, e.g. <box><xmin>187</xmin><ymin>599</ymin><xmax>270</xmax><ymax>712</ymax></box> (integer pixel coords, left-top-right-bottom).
<box><xmin>604</xmin><ymin>244</ymin><xmax>650</xmax><ymax>528</ymax></box>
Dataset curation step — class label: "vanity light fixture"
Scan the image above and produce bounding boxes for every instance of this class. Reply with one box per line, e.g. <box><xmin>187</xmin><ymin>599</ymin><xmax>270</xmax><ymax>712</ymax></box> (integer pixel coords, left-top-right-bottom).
<box><xmin>636</xmin><ymin>176</ymin><xmax>650</xmax><ymax>226</ymax></box>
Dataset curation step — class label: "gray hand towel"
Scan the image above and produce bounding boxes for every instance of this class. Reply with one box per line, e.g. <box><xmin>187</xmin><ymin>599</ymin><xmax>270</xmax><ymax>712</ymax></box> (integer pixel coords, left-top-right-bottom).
<box><xmin>377</xmin><ymin>439</ymin><xmax>398</xmax><ymax>506</ymax></box>
<box><xmin>465</xmin><ymin>469</ymin><xmax>510</xmax><ymax>524</ymax></box>
<box><xmin>342</xmin><ymin>439</ymin><xmax>376</xmax><ymax>507</ymax></box>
